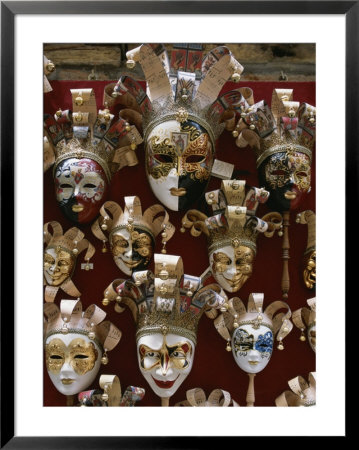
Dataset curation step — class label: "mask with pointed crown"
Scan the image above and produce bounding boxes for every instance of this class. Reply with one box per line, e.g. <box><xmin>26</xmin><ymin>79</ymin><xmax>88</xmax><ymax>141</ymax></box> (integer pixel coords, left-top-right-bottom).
<box><xmin>91</xmin><ymin>196</ymin><xmax>175</xmax><ymax>276</ymax></box>
<box><xmin>104</xmin><ymin>43</ymin><xmax>250</xmax><ymax>211</ymax></box>
<box><xmin>101</xmin><ymin>253</ymin><xmax>227</xmax><ymax>401</ymax></box>
<box><xmin>212</xmin><ymin>292</ymin><xmax>292</xmax><ymax>375</ymax></box>
<box><xmin>275</xmin><ymin>372</ymin><xmax>316</xmax><ymax>407</ymax></box>
<box><xmin>232</xmin><ymin>88</ymin><xmax>316</xmax><ymax>211</ymax></box>
<box><xmin>44</xmin><ymin>299</ymin><xmax>122</xmax><ymax>396</ymax></box>
<box><xmin>43</xmin><ymin>221</ymin><xmax>95</xmax><ymax>303</ymax></box>
<box><xmin>44</xmin><ymin>87</ymin><xmax>143</xmax><ymax>224</ymax></box>
<box><xmin>292</xmin><ymin>297</ymin><xmax>316</xmax><ymax>352</ymax></box>
<box><xmin>181</xmin><ymin>179</ymin><xmax>283</xmax><ymax>292</ymax></box>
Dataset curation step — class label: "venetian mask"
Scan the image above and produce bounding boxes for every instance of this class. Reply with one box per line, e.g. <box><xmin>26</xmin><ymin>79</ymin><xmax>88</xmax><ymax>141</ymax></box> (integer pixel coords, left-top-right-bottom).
<box><xmin>110</xmin><ymin>228</ymin><xmax>154</xmax><ymax>276</ymax></box>
<box><xmin>55</xmin><ymin>157</ymin><xmax>108</xmax><ymax>224</ymax></box>
<box><xmin>44</xmin><ymin>247</ymin><xmax>75</xmax><ymax>287</ymax></box>
<box><xmin>45</xmin><ymin>333</ymin><xmax>102</xmax><ymax>395</ymax></box>
<box><xmin>146</xmin><ymin>120</ymin><xmax>214</xmax><ymax>211</ymax></box>
<box><xmin>232</xmin><ymin>324</ymin><xmax>273</xmax><ymax>374</ymax></box>
<box><xmin>303</xmin><ymin>250</ymin><xmax>316</xmax><ymax>290</ymax></box>
<box><xmin>258</xmin><ymin>151</ymin><xmax>311</xmax><ymax>211</ymax></box>
<box><xmin>209</xmin><ymin>244</ymin><xmax>254</xmax><ymax>293</ymax></box>
<box><xmin>137</xmin><ymin>333</ymin><xmax>195</xmax><ymax>398</ymax></box>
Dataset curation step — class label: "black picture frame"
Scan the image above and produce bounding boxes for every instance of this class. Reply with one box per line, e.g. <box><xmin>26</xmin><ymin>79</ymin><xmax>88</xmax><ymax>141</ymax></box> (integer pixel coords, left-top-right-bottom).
<box><xmin>1</xmin><ymin>1</ymin><xmax>352</xmax><ymax>447</ymax></box>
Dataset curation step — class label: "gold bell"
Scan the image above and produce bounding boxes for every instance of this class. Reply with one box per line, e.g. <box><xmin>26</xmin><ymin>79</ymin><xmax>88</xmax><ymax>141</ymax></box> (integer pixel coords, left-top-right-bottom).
<box><xmin>277</xmin><ymin>341</ymin><xmax>284</xmax><ymax>350</ymax></box>
<box><xmin>46</xmin><ymin>61</ymin><xmax>55</xmax><ymax>73</ymax></box>
<box><xmin>85</xmin><ymin>263</ymin><xmax>90</xmax><ymax>271</ymax></box>
<box><xmin>111</xmin><ymin>91</ymin><xmax>119</xmax><ymax>98</ymax></box>
<box><xmin>102</xmin><ymin>241</ymin><xmax>107</xmax><ymax>253</ymax></box>
<box><xmin>101</xmin><ymin>353</ymin><xmax>109</xmax><ymax>365</ymax></box>
<box><xmin>288</xmin><ymin>109</ymin><xmax>295</xmax><ymax>118</ymax></box>
<box><xmin>75</xmin><ymin>113</ymin><xmax>83</xmax><ymax>122</ymax></box>
<box><xmin>309</xmin><ymin>116</ymin><xmax>315</xmax><ymax>124</ymax></box>
<box><xmin>101</xmin><ymin>223</ymin><xmax>108</xmax><ymax>231</ymax></box>
<box><xmin>55</xmin><ymin>108</ymin><xmax>62</xmax><ymax>118</ymax></box>
<box><xmin>180</xmin><ymin>226</ymin><xmax>186</xmax><ymax>233</ymax></box>
<box><xmin>125</xmin><ymin>123</ymin><xmax>131</xmax><ymax>132</ymax></box>
<box><xmin>130</xmin><ymin>142</ymin><xmax>137</xmax><ymax>151</ymax></box>
<box><xmin>102</xmin><ymin>298</ymin><xmax>109</xmax><ymax>306</ymax></box>
<box><xmin>126</xmin><ymin>59</ymin><xmax>136</xmax><ymax>69</ymax></box>
<box><xmin>249</xmin><ymin>124</ymin><xmax>256</xmax><ymax>130</ymax></box>
<box><xmin>232</xmin><ymin>130</ymin><xmax>239</xmax><ymax>138</ymax></box>
<box><xmin>159</xmin><ymin>268</ymin><xmax>169</xmax><ymax>280</ymax></box>
<box><xmin>88</xmin><ymin>331</ymin><xmax>96</xmax><ymax>340</ymax></box>
<box><xmin>300</xmin><ymin>330</ymin><xmax>306</xmax><ymax>341</ymax></box>
<box><xmin>231</xmin><ymin>72</ymin><xmax>241</xmax><ymax>83</ymax></box>
<box><xmin>101</xmin><ymin>393</ymin><xmax>109</xmax><ymax>402</ymax></box>
<box><xmin>72</xmin><ymin>248</ymin><xmax>79</xmax><ymax>255</ymax></box>
<box><xmin>226</xmin><ymin>341</ymin><xmax>232</xmax><ymax>352</ymax></box>
<box><xmin>61</xmin><ymin>326</ymin><xmax>69</xmax><ymax>335</ymax></box>
<box><xmin>75</xmin><ymin>95</ymin><xmax>84</xmax><ymax>106</ymax></box>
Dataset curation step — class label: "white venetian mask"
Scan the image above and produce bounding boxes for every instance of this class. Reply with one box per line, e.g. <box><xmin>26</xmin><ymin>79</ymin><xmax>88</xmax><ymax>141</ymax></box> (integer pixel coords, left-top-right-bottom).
<box><xmin>45</xmin><ymin>333</ymin><xmax>102</xmax><ymax>395</ymax></box>
<box><xmin>137</xmin><ymin>333</ymin><xmax>195</xmax><ymax>398</ymax></box>
<box><xmin>146</xmin><ymin>120</ymin><xmax>213</xmax><ymax>211</ymax></box>
<box><xmin>231</xmin><ymin>324</ymin><xmax>273</xmax><ymax>374</ymax></box>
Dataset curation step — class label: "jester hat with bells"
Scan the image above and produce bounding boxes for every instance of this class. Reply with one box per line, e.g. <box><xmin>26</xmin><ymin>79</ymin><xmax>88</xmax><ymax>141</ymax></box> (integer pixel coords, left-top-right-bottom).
<box><xmin>212</xmin><ymin>293</ymin><xmax>293</xmax><ymax>406</ymax></box>
<box><xmin>181</xmin><ymin>179</ymin><xmax>283</xmax><ymax>292</ymax></box>
<box><xmin>91</xmin><ymin>196</ymin><xmax>175</xmax><ymax>274</ymax></box>
<box><xmin>292</xmin><ymin>297</ymin><xmax>316</xmax><ymax>352</ymax></box>
<box><xmin>43</xmin><ymin>221</ymin><xmax>95</xmax><ymax>303</ymax></box>
<box><xmin>275</xmin><ymin>372</ymin><xmax>316</xmax><ymax>407</ymax></box>
<box><xmin>102</xmin><ymin>253</ymin><xmax>227</xmax><ymax>405</ymax></box>
<box><xmin>102</xmin><ymin>44</ymin><xmax>257</xmax><ymax>211</ymax></box>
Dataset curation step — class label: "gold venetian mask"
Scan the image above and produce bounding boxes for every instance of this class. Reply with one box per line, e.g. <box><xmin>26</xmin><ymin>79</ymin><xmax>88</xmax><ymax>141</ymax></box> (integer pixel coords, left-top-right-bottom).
<box><xmin>303</xmin><ymin>250</ymin><xmax>316</xmax><ymax>289</ymax></box>
<box><xmin>43</xmin><ymin>247</ymin><xmax>75</xmax><ymax>286</ymax></box>
<box><xmin>45</xmin><ymin>337</ymin><xmax>98</xmax><ymax>376</ymax></box>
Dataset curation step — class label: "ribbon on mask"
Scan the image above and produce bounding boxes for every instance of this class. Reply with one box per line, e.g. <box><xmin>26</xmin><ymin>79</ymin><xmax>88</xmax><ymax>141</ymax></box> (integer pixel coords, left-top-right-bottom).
<box><xmin>175</xmin><ymin>388</ymin><xmax>239</xmax><ymax>407</ymax></box>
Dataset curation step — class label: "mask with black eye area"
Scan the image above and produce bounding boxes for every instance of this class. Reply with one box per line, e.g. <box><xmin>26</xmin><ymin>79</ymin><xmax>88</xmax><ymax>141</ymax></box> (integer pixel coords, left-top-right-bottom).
<box><xmin>54</xmin><ymin>157</ymin><xmax>109</xmax><ymax>224</ymax></box>
<box><xmin>258</xmin><ymin>151</ymin><xmax>311</xmax><ymax>211</ymax></box>
<box><xmin>146</xmin><ymin>119</ymin><xmax>214</xmax><ymax>211</ymax></box>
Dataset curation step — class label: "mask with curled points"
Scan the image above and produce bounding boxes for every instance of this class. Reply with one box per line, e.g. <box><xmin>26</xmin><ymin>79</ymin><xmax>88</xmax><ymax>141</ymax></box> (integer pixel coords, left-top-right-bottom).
<box><xmin>146</xmin><ymin>120</ymin><xmax>214</xmax><ymax>211</ymax></box>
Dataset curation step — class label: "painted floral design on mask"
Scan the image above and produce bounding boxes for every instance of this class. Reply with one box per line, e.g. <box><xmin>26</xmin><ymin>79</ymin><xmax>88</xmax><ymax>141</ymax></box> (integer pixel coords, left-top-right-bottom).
<box><xmin>44</xmin><ymin>247</ymin><xmax>75</xmax><ymax>287</ymax></box>
<box><xmin>45</xmin><ymin>334</ymin><xmax>102</xmax><ymax>395</ymax></box>
<box><xmin>232</xmin><ymin>325</ymin><xmax>273</xmax><ymax>374</ymax></box>
<box><xmin>55</xmin><ymin>157</ymin><xmax>108</xmax><ymax>224</ymax></box>
<box><xmin>259</xmin><ymin>151</ymin><xmax>311</xmax><ymax>211</ymax></box>
<box><xmin>146</xmin><ymin>120</ymin><xmax>213</xmax><ymax>211</ymax></box>
<box><xmin>110</xmin><ymin>228</ymin><xmax>154</xmax><ymax>275</ymax></box>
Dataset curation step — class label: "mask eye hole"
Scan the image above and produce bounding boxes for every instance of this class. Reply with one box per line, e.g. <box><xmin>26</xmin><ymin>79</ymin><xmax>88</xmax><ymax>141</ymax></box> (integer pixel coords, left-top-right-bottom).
<box><xmin>296</xmin><ymin>171</ymin><xmax>307</xmax><ymax>177</ymax></box>
<box><xmin>83</xmin><ymin>183</ymin><xmax>96</xmax><ymax>188</ymax></box>
<box><xmin>50</xmin><ymin>355</ymin><xmax>63</xmax><ymax>360</ymax></box>
<box><xmin>60</xmin><ymin>183</ymin><xmax>73</xmax><ymax>189</ymax></box>
<box><xmin>186</xmin><ymin>155</ymin><xmax>205</xmax><ymax>163</ymax></box>
<box><xmin>153</xmin><ymin>154</ymin><xmax>174</xmax><ymax>164</ymax></box>
<box><xmin>271</xmin><ymin>170</ymin><xmax>287</xmax><ymax>176</ymax></box>
<box><xmin>74</xmin><ymin>354</ymin><xmax>88</xmax><ymax>359</ymax></box>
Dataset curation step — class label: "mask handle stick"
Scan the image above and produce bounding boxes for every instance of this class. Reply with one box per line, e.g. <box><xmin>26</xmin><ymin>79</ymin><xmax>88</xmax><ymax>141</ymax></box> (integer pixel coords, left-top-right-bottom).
<box><xmin>66</xmin><ymin>394</ymin><xmax>76</xmax><ymax>406</ymax></box>
<box><xmin>246</xmin><ymin>373</ymin><xmax>256</xmax><ymax>407</ymax></box>
<box><xmin>281</xmin><ymin>210</ymin><xmax>290</xmax><ymax>300</ymax></box>
<box><xmin>161</xmin><ymin>397</ymin><xmax>170</xmax><ymax>407</ymax></box>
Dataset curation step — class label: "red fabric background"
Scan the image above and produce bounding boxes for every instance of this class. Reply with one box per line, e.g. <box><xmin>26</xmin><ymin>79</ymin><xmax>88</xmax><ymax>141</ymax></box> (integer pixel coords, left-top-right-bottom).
<box><xmin>44</xmin><ymin>80</ymin><xmax>315</xmax><ymax>406</ymax></box>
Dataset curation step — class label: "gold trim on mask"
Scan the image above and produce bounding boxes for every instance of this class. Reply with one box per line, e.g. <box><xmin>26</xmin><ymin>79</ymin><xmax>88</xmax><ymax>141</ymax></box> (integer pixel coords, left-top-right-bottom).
<box><xmin>139</xmin><ymin>338</ymin><xmax>192</xmax><ymax>372</ymax></box>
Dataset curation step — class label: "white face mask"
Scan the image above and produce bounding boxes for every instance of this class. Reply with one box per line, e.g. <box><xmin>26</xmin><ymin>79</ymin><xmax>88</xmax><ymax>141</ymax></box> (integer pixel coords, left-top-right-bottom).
<box><xmin>146</xmin><ymin>120</ymin><xmax>213</xmax><ymax>211</ymax></box>
<box><xmin>231</xmin><ymin>324</ymin><xmax>273</xmax><ymax>374</ymax></box>
<box><xmin>110</xmin><ymin>228</ymin><xmax>154</xmax><ymax>275</ymax></box>
<box><xmin>137</xmin><ymin>333</ymin><xmax>195</xmax><ymax>398</ymax></box>
<box><xmin>45</xmin><ymin>333</ymin><xmax>102</xmax><ymax>395</ymax></box>
<box><xmin>307</xmin><ymin>324</ymin><xmax>316</xmax><ymax>352</ymax></box>
<box><xmin>209</xmin><ymin>244</ymin><xmax>254</xmax><ymax>293</ymax></box>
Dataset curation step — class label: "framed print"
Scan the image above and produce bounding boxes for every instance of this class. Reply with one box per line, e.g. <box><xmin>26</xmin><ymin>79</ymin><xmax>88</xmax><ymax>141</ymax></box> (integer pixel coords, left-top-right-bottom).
<box><xmin>1</xmin><ymin>1</ymin><xmax>353</xmax><ymax>447</ymax></box>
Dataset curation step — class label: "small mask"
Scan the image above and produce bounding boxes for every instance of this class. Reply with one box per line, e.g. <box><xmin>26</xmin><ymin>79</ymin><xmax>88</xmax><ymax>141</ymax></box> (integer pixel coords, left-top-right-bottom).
<box><xmin>258</xmin><ymin>151</ymin><xmax>311</xmax><ymax>211</ymax></box>
<box><xmin>232</xmin><ymin>325</ymin><xmax>273</xmax><ymax>374</ymax></box>
<box><xmin>137</xmin><ymin>333</ymin><xmax>194</xmax><ymax>398</ymax></box>
<box><xmin>146</xmin><ymin>120</ymin><xmax>213</xmax><ymax>211</ymax></box>
<box><xmin>45</xmin><ymin>334</ymin><xmax>102</xmax><ymax>395</ymax></box>
<box><xmin>44</xmin><ymin>247</ymin><xmax>75</xmax><ymax>287</ymax></box>
<box><xmin>55</xmin><ymin>157</ymin><xmax>108</xmax><ymax>224</ymax></box>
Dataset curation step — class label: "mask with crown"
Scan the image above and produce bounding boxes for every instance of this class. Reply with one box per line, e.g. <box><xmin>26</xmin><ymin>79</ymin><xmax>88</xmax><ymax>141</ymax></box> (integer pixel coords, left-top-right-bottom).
<box><xmin>44</xmin><ymin>88</ymin><xmax>143</xmax><ymax>224</ymax></box>
<box><xmin>105</xmin><ymin>44</ymin><xmax>247</xmax><ymax>211</ymax></box>
<box><xmin>44</xmin><ymin>299</ymin><xmax>122</xmax><ymax>397</ymax></box>
<box><xmin>232</xmin><ymin>88</ymin><xmax>316</xmax><ymax>212</ymax></box>
<box><xmin>211</xmin><ymin>293</ymin><xmax>292</xmax><ymax>406</ymax></box>
<box><xmin>91</xmin><ymin>196</ymin><xmax>175</xmax><ymax>275</ymax></box>
<box><xmin>101</xmin><ymin>253</ymin><xmax>226</xmax><ymax>405</ymax></box>
<box><xmin>43</xmin><ymin>221</ymin><xmax>95</xmax><ymax>303</ymax></box>
<box><xmin>181</xmin><ymin>180</ymin><xmax>283</xmax><ymax>292</ymax></box>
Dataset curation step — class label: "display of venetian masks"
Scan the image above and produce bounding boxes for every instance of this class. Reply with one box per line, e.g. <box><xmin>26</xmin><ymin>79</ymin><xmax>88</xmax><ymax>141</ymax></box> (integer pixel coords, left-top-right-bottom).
<box><xmin>181</xmin><ymin>179</ymin><xmax>283</xmax><ymax>292</ymax></box>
